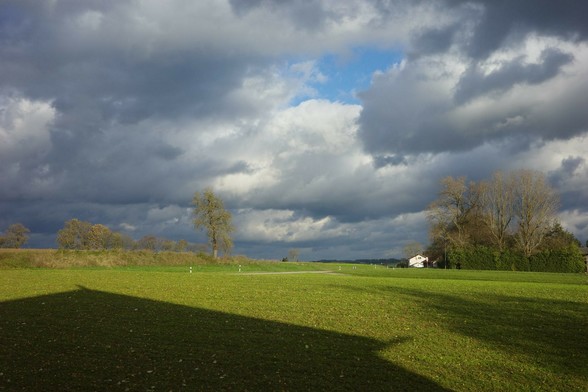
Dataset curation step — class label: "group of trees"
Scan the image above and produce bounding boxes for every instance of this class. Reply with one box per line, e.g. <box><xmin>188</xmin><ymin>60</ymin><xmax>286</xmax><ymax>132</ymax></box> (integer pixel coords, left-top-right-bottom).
<box><xmin>426</xmin><ymin>169</ymin><xmax>584</xmax><ymax>272</ymax></box>
<box><xmin>0</xmin><ymin>223</ymin><xmax>30</xmax><ymax>248</ymax></box>
<box><xmin>1</xmin><ymin>188</ymin><xmax>234</xmax><ymax>259</ymax></box>
<box><xmin>55</xmin><ymin>219</ymin><xmax>205</xmax><ymax>253</ymax></box>
<box><xmin>52</xmin><ymin>188</ymin><xmax>235</xmax><ymax>258</ymax></box>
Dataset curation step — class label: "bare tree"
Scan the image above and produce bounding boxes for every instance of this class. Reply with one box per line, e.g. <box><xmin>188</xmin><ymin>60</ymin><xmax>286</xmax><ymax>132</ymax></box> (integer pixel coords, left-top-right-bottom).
<box><xmin>193</xmin><ymin>188</ymin><xmax>234</xmax><ymax>258</ymax></box>
<box><xmin>287</xmin><ymin>248</ymin><xmax>300</xmax><ymax>262</ymax></box>
<box><xmin>426</xmin><ymin>176</ymin><xmax>481</xmax><ymax>248</ymax></box>
<box><xmin>513</xmin><ymin>170</ymin><xmax>559</xmax><ymax>257</ymax></box>
<box><xmin>480</xmin><ymin>171</ymin><xmax>516</xmax><ymax>251</ymax></box>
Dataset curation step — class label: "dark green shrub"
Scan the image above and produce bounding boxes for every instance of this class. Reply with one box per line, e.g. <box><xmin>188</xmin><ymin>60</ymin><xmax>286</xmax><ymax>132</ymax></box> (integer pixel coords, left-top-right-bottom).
<box><xmin>529</xmin><ymin>246</ymin><xmax>585</xmax><ymax>273</ymax></box>
<box><xmin>447</xmin><ymin>244</ymin><xmax>584</xmax><ymax>273</ymax></box>
<box><xmin>511</xmin><ymin>254</ymin><xmax>530</xmax><ymax>271</ymax></box>
<box><xmin>495</xmin><ymin>250</ymin><xmax>511</xmax><ymax>271</ymax></box>
<box><xmin>396</xmin><ymin>261</ymin><xmax>409</xmax><ymax>268</ymax></box>
<box><xmin>449</xmin><ymin>246</ymin><xmax>497</xmax><ymax>270</ymax></box>
<box><xmin>447</xmin><ymin>248</ymin><xmax>465</xmax><ymax>269</ymax></box>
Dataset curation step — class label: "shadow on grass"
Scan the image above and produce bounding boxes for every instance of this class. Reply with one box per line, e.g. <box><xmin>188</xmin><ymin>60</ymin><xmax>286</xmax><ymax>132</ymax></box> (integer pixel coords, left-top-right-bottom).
<box><xmin>378</xmin><ymin>286</ymin><xmax>588</xmax><ymax>381</ymax></box>
<box><xmin>0</xmin><ymin>286</ymin><xmax>447</xmax><ymax>391</ymax></box>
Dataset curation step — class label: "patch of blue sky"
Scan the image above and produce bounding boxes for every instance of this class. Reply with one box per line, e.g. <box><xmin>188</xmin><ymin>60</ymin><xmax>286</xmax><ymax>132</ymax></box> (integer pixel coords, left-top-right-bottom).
<box><xmin>290</xmin><ymin>47</ymin><xmax>403</xmax><ymax>106</ymax></box>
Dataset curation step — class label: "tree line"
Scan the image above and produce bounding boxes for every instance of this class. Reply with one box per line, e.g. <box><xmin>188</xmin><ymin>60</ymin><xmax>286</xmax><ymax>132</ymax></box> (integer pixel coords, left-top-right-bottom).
<box><xmin>55</xmin><ymin>218</ymin><xmax>206</xmax><ymax>252</ymax></box>
<box><xmin>1</xmin><ymin>188</ymin><xmax>235</xmax><ymax>259</ymax></box>
<box><xmin>54</xmin><ymin>188</ymin><xmax>234</xmax><ymax>257</ymax></box>
<box><xmin>426</xmin><ymin>169</ymin><xmax>585</xmax><ymax>272</ymax></box>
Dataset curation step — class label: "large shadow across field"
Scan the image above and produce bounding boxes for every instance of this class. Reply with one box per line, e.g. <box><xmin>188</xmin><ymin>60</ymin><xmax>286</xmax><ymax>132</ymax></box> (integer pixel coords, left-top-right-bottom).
<box><xmin>0</xmin><ymin>287</ymin><xmax>446</xmax><ymax>391</ymax></box>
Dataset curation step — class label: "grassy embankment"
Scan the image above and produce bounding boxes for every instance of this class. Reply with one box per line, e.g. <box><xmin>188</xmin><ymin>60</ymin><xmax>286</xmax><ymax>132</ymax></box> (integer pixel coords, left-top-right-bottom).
<box><xmin>0</xmin><ymin>248</ymin><xmax>245</xmax><ymax>269</ymax></box>
<box><xmin>1</xmin><ymin>250</ymin><xmax>587</xmax><ymax>391</ymax></box>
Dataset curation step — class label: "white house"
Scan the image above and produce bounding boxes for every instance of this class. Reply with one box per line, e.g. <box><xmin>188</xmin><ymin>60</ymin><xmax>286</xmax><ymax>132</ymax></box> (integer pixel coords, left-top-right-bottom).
<box><xmin>408</xmin><ymin>254</ymin><xmax>428</xmax><ymax>268</ymax></box>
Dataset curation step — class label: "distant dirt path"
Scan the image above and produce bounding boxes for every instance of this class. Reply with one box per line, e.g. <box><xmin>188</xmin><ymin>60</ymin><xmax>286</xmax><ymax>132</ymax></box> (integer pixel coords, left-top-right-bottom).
<box><xmin>237</xmin><ymin>270</ymin><xmax>342</xmax><ymax>276</ymax></box>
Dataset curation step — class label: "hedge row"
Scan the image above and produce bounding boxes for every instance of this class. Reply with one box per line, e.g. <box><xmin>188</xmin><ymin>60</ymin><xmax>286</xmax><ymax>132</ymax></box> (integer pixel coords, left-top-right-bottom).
<box><xmin>448</xmin><ymin>245</ymin><xmax>585</xmax><ymax>273</ymax></box>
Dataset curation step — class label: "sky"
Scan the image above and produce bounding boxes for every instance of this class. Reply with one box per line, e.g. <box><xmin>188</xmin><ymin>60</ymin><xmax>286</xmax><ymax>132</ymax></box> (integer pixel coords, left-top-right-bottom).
<box><xmin>1</xmin><ymin>0</ymin><xmax>587</xmax><ymax>260</ymax></box>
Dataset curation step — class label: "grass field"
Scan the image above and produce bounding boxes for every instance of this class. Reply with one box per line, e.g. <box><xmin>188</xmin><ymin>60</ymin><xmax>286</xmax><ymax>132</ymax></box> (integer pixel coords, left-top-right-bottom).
<box><xmin>1</xmin><ymin>262</ymin><xmax>587</xmax><ymax>391</ymax></box>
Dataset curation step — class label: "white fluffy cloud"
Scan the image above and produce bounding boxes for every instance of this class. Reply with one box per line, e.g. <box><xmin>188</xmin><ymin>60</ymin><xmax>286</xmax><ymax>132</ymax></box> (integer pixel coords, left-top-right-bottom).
<box><xmin>0</xmin><ymin>96</ymin><xmax>57</xmax><ymax>199</ymax></box>
<box><xmin>0</xmin><ymin>97</ymin><xmax>54</xmax><ymax>162</ymax></box>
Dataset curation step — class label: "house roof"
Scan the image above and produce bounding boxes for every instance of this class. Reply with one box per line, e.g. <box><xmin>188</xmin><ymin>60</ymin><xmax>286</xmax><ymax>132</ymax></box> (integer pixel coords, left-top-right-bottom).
<box><xmin>409</xmin><ymin>254</ymin><xmax>427</xmax><ymax>260</ymax></box>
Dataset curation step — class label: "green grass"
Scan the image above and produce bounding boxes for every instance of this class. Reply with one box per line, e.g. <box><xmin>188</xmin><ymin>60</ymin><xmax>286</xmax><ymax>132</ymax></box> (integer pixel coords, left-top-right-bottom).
<box><xmin>1</xmin><ymin>264</ymin><xmax>587</xmax><ymax>391</ymax></box>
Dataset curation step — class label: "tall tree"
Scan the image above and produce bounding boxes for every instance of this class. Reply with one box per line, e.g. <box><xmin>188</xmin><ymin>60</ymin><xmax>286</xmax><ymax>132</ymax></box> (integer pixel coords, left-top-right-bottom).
<box><xmin>426</xmin><ymin>176</ymin><xmax>481</xmax><ymax>248</ymax></box>
<box><xmin>56</xmin><ymin>219</ymin><xmax>92</xmax><ymax>250</ymax></box>
<box><xmin>86</xmin><ymin>224</ymin><xmax>112</xmax><ymax>250</ymax></box>
<box><xmin>106</xmin><ymin>231</ymin><xmax>125</xmax><ymax>249</ymax></box>
<box><xmin>287</xmin><ymin>248</ymin><xmax>300</xmax><ymax>262</ymax></box>
<box><xmin>193</xmin><ymin>188</ymin><xmax>234</xmax><ymax>258</ymax></box>
<box><xmin>1</xmin><ymin>223</ymin><xmax>30</xmax><ymax>248</ymax></box>
<box><xmin>480</xmin><ymin>171</ymin><xmax>516</xmax><ymax>251</ymax></box>
<box><xmin>514</xmin><ymin>170</ymin><xmax>559</xmax><ymax>257</ymax></box>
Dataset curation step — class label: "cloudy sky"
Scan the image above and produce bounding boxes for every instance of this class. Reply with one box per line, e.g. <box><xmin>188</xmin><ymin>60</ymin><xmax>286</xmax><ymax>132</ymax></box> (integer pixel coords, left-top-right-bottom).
<box><xmin>1</xmin><ymin>0</ymin><xmax>587</xmax><ymax>260</ymax></box>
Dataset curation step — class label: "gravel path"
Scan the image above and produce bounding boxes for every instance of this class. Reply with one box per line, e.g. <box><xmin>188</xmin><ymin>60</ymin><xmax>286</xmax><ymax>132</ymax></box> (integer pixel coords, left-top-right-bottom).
<box><xmin>236</xmin><ymin>270</ymin><xmax>341</xmax><ymax>275</ymax></box>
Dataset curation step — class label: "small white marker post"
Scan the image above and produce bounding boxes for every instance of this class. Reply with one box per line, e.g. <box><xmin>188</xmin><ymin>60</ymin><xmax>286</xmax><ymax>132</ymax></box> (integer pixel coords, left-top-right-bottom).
<box><xmin>189</xmin><ymin>266</ymin><xmax>192</xmax><ymax>274</ymax></box>
<box><xmin>239</xmin><ymin>264</ymin><xmax>241</xmax><ymax>273</ymax></box>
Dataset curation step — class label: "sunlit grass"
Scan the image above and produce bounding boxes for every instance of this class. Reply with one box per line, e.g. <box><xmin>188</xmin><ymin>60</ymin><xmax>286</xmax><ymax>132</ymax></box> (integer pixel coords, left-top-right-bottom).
<box><xmin>1</xmin><ymin>264</ymin><xmax>586</xmax><ymax>390</ymax></box>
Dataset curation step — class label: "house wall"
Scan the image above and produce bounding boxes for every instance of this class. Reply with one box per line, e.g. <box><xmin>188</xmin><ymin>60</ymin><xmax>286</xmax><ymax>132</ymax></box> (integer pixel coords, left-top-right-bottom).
<box><xmin>408</xmin><ymin>255</ymin><xmax>428</xmax><ymax>268</ymax></box>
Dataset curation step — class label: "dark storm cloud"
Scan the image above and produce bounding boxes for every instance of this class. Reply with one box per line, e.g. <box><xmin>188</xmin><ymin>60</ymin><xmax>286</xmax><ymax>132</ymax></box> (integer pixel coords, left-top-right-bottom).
<box><xmin>373</xmin><ymin>154</ymin><xmax>408</xmax><ymax>168</ymax></box>
<box><xmin>0</xmin><ymin>0</ymin><xmax>264</xmax><ymax>204</ymax></box>
<box><xmin>0</xmin><ymin>0</ymin><xmax>262</xmax><ymax>126</ymax></box>
<box><xmin>454</xmin><ymin>48</ymin><xmax>574</xmax><ymax>104</ymax></box>
<box><xmin>442</xmin><ymin>0</ymin><xmax>588</xmax><ymax>59</ymax></box>
<box><xmin>548</xmin><ymin>157</ymin><xmax>588</xmax><ymax>219</ymax></box>
<box><xmin>229</xmin><ymin>0</ymin><xmax>331</xmax><ymax>31</ymax></box>
<box><xmin>409</xmin><ymin>25</ymin><xmax>458</xmax><ymax>58</ymax></box>
<box><xmin>549</xmin><ymin>156</ymin><xmax>586</xmax><ymax>188</ymax></box>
